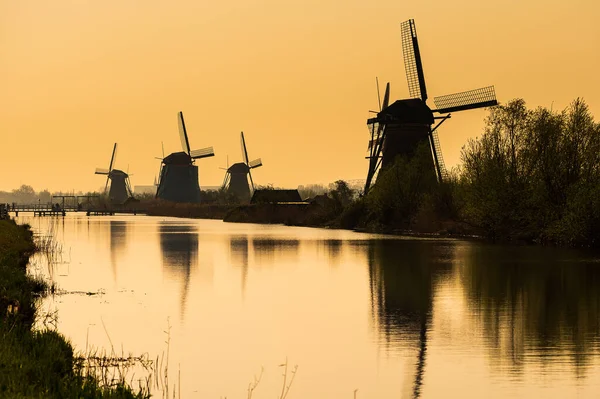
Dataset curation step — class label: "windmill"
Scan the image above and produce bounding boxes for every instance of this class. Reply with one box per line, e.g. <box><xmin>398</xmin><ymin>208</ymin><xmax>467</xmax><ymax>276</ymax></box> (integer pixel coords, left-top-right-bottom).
<box><xmin>364</xmin><ymin>19</ymin><xmax>498</xmax><ymax>193</ymax></box>
<box><xmin>221</xmin><ymin>132</ymin><xmax>262</xmax><ymax>203</ymax></box>
<box><xmin>156</xmin><ymin>111</ymin><xmax>215</xmax><ymax>203</ymax></box>
<box><xmin>95</xmin><ymin>143</ymin><xmax>134</xmax><ymax>205</ymax></box>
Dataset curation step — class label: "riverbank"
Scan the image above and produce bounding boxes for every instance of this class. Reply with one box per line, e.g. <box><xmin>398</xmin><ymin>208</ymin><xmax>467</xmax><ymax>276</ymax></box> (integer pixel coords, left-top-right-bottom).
<box><xmin>0</xmin><ymin>219</ymin><xmax>147</xmax><ymax>398</ymax></box>
<box><xmin>142</xmin><ymin>200</ymin><xmax>234</xmax><ymax>220</ymax></box>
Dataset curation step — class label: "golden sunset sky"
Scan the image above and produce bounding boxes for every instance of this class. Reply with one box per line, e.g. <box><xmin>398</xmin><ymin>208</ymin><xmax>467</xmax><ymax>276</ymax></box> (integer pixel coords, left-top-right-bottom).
<box><xmin>1</xmin><ymin>0</ymin><xmax>598</xmax><ymax>192</ymax></box>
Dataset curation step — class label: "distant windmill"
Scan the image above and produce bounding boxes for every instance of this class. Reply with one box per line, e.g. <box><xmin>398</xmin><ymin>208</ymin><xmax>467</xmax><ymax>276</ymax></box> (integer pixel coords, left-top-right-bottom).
<box><xmin>156</xmin><ymin>111</ymin><xmax>215</xmax><ymax>203</ymax></box>
<box><xmin>95</xmin><ymin>143</ymin><xmax>134</xmax><ymax>204</ymax></box>
<box><xmin>364</xmin><ymin>19</ymin><xmax>498</xmax><ymax>193</ymax></box>
<box><xmin>222</xmin><ymin>132</ymin><xmax>262</xmax><ymax>202</ymax></box>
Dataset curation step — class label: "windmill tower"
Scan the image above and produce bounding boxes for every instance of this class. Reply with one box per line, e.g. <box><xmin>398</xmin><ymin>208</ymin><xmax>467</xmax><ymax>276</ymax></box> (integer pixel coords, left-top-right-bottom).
<box><xmin>95</xmin><ymin>143</ymin><xmax>134</xmax><ymax>205</ymax></box>
<box><xmin>221</xmin><ymin>132</ymin><xmax>262</xmax><ymax>202</ymax></box>
<box><xmin>156</xmin><ymin>111</ymin><xmax>215</xmax><ymax>203</ymax></box>
<box><xmin>364</xmin><ymin>19</ymin><xmax>498</xmax><ymax>193</ymax></box>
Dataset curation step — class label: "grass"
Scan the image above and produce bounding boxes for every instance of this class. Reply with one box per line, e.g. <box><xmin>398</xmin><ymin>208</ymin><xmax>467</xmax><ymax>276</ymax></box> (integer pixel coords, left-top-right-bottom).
<box><xmin>0</xmin><ymin>219</ymin><xmax>148</xmax><ymax>398</ymax></box>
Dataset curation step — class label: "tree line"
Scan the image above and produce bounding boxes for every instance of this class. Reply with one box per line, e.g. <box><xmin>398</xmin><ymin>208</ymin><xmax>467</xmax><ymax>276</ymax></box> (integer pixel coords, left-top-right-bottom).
<box><xmin>330</xmin><ymin>98</ymin><xmax>600</xmax><ymax>247</ymax></box>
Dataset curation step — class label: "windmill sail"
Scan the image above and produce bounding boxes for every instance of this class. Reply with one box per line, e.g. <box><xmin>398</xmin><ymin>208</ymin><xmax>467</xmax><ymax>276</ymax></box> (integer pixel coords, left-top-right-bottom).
<box><xmin>364</xmin><ymin>82</ymin><xmax>390</xmax><ymax>193</ymax></box>
<box><xmin>433</xmin><ymin>86</ymin><xmax>498</xmax><ymax>113</ymax></box>
<box><xmin>109</xmin><ymin>143</ymin><xmax>118</xmax><ymax>172</ymax></box>
<box><xmin>240</xmin><ymin>132</ymin><xmax>249</xmax><ymax>165</ymax></box>
<box><xmin>401</xmin><ymin>19</ymin><xmax>427</xmax><ymax>102</ymax></box>
<box><xmin>190</xmin><ymin>147</ymin><xmax>215</xmax><ymax>159</ymax></box>
<box><xmin>95</xmin><ymin>168</ymin><xmax>110</xmax><ymax>175</ymax></box>
<box><xmin>178</xmin><ymin>111</ymin><xmax>191</xmax><ymax>154</ymax></box>
<box><xmin>248</xmin><ymin>158</ymin><xmax>262</xmax><ymax>169</ymax></box>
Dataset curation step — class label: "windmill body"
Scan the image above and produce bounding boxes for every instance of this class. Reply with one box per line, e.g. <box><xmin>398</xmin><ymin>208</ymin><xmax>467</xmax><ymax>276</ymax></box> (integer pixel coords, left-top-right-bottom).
<box><xmin>107</xmin><ymin>169</ymin><xmax>132</xmax><ymax>204</ymax></box>
<box><xmin>378</xmin><ymin>98</ymin><xmax>434</xmax><ymax>170</ymax></box>
<box><xmin>95</xmin><ymin>143</ymin><xmax>134</xmax><ymax>205</ymax></box>
<box><xmin>222</xmin><ymin>132</ymin><xmax>262</xmax><ymax>203</ymax></box>
<box><xmin>156</xmin><ymin>112</ymin><xmax>214</xmax><ymax>203</ymax></box>
<box><xmin>225</xmin><ymin>162</ymin><xmax>252</xmax><ymax>202</ymax></box>
<box><xmin>364</xmin><ymin>19</ymin><xmax>498</xmax><ymax>193</ymax></box>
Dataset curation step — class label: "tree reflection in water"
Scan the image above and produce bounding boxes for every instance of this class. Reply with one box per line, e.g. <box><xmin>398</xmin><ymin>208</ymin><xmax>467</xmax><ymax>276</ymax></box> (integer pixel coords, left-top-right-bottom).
<box><xmin>366</xmin><ymin>238</ymin><xmax>600</xmax><ymax>397</ymax></box>
<box><xmin>459</xmin><ymin>243</ymin><xmax>600</xmax><ymax>377</ymax></box>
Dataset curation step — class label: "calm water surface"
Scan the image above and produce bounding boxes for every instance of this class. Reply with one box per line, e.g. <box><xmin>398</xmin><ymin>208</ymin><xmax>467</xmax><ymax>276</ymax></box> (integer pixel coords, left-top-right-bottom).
<box><xmin>20</xmin><ymin>215</ymin><xmax>600</xmax><ymax>398</ymax></box>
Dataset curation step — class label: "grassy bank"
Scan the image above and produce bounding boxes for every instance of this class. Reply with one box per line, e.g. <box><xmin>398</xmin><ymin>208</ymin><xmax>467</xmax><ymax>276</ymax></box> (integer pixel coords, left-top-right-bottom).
<box><xmin>0</xmin><ymin>219</ymin><xmax>147</xmax><ymax>398</ymax></box>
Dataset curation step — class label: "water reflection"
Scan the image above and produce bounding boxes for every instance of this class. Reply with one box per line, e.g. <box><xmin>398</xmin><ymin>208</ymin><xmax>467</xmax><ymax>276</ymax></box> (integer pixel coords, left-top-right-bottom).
<box><xmin>460</xmin><ymin>244</ymin><xmax>600</xmax><ymax>377</ymax></box>
<box><xmin>251</xmin><ymin>238</ymin><xmax>300</xmax><ymax>266</ymax></box>
<box><xmin>109</xmin><ymin>220</ymin><xmax>128</xmax><ymax>282</ymax></box>
<box><xmin>365</xmin><ymin>240</ymin><xmax>455</xmax><ymax>398</ymax></box>
<box><xmin>25</xmin><ymin>215</ymin><xmax>600</xmax><ymax>398</ymax></box>
<box><xmin>229</xmin><ymin>236</ymin><xmax>249</xmax><ymax>295</ymax></box>
<box><xmin>318</xmin><ymin>239</ymin><xmax>344</xmax><ymax>265</ymax></box>
<box><xmin>158</xmin><ymin>222</ymin><xmax>198</xmax><ymax>319</ymax></box>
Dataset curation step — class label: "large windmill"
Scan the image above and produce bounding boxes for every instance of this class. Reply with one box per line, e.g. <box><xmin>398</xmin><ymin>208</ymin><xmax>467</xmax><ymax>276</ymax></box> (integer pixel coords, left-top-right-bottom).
<box><xmin>364</xmin><ymin>19</ymin><xmax>498</xmax><ymax>193</ymax></box>
<box><xmin>221</xmin><ymin>132</ymin><xmax>262</xmax><ymax>202</ymax></box>
<box><xmin>156</xmin><ymin>111</ymin><xmax>215</xmax><ymax>203</ymax></box>
<box><xmin>95</xmin><ymin>143</ymin><xmax>134</xmax><ymax>204</ymax></box>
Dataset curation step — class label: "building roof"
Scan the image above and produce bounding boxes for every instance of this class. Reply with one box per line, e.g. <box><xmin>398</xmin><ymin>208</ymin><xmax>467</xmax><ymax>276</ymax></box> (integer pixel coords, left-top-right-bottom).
<box><xmin>250</xmin><ymin>189</ymin><xmax>303</xmax><ymax>204</ymax></box>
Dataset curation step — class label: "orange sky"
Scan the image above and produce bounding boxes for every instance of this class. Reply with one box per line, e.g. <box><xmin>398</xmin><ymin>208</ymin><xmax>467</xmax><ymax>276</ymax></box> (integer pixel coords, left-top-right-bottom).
<box><xmin>1</xmin><ymin>0</ymin><xmax>598</xmax><ymax>192</ymax></box>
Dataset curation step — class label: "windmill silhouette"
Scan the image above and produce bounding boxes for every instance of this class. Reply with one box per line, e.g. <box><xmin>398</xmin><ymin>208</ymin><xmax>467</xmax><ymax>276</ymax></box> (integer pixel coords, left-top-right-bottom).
<box><xmin>95</xmin><ymin>143</ymin><xmax>133</xmax><ymax>204</ymax></box>
<box><xmin>221</xmin><ymin>132</ymin><xmax>262</xmax><ymax>203</ymax></box>
<box><xmin>365</xmin><ymin>19</ymin><xmax>498</xmax><ymax>193</ymax></box>
<box><xmin>156</xmin><ymin>112</ymin><xmax>215</xmax><ymax>203</ymax></box>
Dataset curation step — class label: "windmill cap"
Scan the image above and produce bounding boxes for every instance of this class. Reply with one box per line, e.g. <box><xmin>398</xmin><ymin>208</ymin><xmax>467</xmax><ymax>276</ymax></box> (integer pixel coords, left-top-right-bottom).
<box><xmin>163</xmin><ymin>151</ymin><xmax>192</xmax><ymax>165</ymax></box>
<box><xmin>228</xmin><ymin>163</ymin><xmax>250</xmax><ymax>173</ymax></box>
<box><xmin>377</xmin><ymin>98</ymin><xmax>434</xmax><ymax>125</ymax></box>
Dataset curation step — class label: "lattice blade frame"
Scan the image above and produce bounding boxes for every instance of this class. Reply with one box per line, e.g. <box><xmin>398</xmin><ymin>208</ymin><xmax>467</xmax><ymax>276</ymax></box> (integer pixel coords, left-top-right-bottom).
<box><xmin>249</xmin><ymin>158</ymin><xmax>262</xmax><ymax>169</ymax></box>
<box><xmin>433</xmin><ymin>86</ymin><xmax>498</xmax><ymax>113</ymax></box>
<box><xmin>95</xmin><ymin>168</ymin><xmax>110</xmax><ymax>175</ymax></box>
<box><xmin>401</xmin><ymin>19</ymin><xmax>427</xmax><ymax>101</ymax></box>
<box><xmin>108</xmin><ymin>143</ymin><xmax>118</xmax><ymax>172</ymax></box>
<box><xmin>240</xmin><ymin>132</ymin><xmax>249</xmax><ymax>165</ymax></box>
<box><xmin>190</xmin><ymin>147</ymin><xmax>215</xmax><ymax>159</ymax></box>
<box><xmin>178</xmin><ymin>111</ymin><xmax>191</xmax><ymax>154</ymax></box>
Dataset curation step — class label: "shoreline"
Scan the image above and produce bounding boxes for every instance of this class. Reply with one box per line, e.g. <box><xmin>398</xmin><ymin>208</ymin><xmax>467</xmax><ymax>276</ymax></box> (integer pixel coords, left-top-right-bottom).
<box><xmin>0</xmin><ymin>219</ymin><xmax>147</xmax><ymax>398</ymax></box>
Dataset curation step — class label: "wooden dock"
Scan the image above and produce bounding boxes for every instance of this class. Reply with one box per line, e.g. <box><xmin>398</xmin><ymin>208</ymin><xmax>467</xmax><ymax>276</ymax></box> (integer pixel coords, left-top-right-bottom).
<box><xmin>5</xmin><ymin>204</ymin><xmax>146</xmax><ymax>217</ymax></box>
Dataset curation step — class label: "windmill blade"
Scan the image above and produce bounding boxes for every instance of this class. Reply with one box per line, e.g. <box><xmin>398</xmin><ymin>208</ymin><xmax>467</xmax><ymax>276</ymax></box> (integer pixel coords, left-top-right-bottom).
<box><xmin>161</xmin><ymin>141</ymin><xmax>165</xmax><ymax>158</ymax></box>
<box><xmin>240</xmin><ymin>131</ymin><xmax>249</xmax><ymax>165</ymax></box>
<box><xmin>108</xmin><ymin>143</ymin><xmax>118</xmax><ymax>172</ymax></box>
<box><xmin>248</xmin><ymin>158</ymin><xmax>262</xmax><ymax>169</ymax></box>
<box><xmin>104</xmin><ymin>176</ymin><xmax>110</xmax><ymax>193</ymax></box>
<box><xmin>401</xmin><ymin>19</ymin><xmax>427</xmax><ymax>102</ymax></box>
<box><xmin>190</xmin><ymin>147</ymin><xmax>215</xmax><ymax>159</ymax></box>
<box><xmin>95</xmin><ymin>168</ymin><xmax>110</xmax><ymax>175</ymax></box>
<box><xmin>222</xmin><ymin>171</ymin><xmax>230</xmax><ymax>189</ymax></box>
<box><xmin>248</xmin><ymin>169</ymin><xmax>255</xmax><ymax>192</ymax></box>
<box><xmin>376</xmin><ymin>77</ymin><xmax>382</xmax><ymax>111</ymax></box>
<box><xmin>382</xmin><ymin>82</ymin><xmax>390</xmax><ymax>110</ymax></box>
<box><xmin>433</xmin><ymin>86</ymin><xmax>498</xmax><ymax>114</ymax></box>
<box><xmin>368</xmin><ymin>137</ymin><xmax>383</xmax><ymax>150</ymax></box>
<box><xmin>178</xmin><ymin>111</ymin><xmax>191</xmax><ymax>155</ymax></box>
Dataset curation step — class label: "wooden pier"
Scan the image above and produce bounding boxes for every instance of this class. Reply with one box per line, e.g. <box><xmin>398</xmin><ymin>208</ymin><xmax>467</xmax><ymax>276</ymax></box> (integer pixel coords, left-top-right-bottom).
<box><xmin>5</xmin><ymin>204</ymin><xmax>146</xmax><ymax>217</ymax></box>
